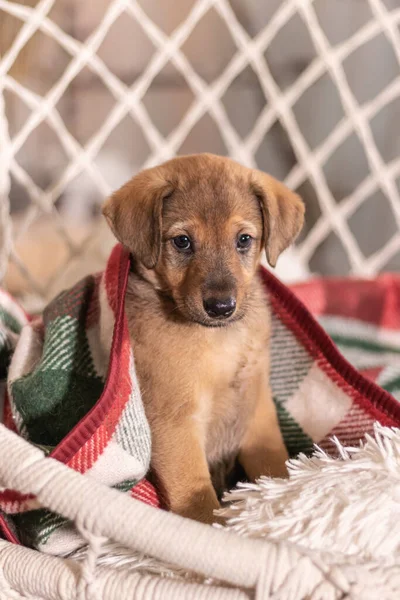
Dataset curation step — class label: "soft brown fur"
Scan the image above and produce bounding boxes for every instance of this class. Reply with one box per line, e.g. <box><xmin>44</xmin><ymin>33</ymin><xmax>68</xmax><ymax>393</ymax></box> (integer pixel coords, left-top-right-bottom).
<box><xmin>103</xmin><ymin>153</ymin><xmax>304</xmax><ymax>523</ymax></box>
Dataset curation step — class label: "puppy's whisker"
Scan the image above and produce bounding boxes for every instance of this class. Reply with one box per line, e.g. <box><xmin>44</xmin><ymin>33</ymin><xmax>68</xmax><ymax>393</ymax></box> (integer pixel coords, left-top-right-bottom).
<box><xmin>166</xmin><ymin>300</ymin><xmax>187</xmax><ymax>318</ymax></box>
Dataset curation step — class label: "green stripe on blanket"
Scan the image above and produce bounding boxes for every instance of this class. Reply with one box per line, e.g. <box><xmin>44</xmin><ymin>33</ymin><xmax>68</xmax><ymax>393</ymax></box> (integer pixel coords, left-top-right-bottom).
<box><xmin>11</xmin><ymin>477</ymin><xmax>141</xmax><ymax>548</ymax></box>
<box><xmin>319</xmin><ymin>316</ymin><xmax>400</xmax><ymax>400</ymax></box>
<box><xmin>330</xmin><ymin>336</ymin><xmax>400</xmax><ymax>356</ymax></box>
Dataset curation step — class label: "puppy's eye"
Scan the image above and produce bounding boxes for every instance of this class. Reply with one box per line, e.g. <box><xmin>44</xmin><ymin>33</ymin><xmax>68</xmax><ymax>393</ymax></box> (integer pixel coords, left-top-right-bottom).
<box><xmin>237</xmin><ymin>234</ymin><xmax>252</xmax><ymax>251</ymax></box>
<box><xmin>172</xmin><ymin>235</ymin><xmax>192</xmax><ymax>251</ymax></box>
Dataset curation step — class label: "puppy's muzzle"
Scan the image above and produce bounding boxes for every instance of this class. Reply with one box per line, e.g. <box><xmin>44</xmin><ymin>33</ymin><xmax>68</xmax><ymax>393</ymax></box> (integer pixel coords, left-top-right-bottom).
<box><xmin>203</xmin><ymin>297</ymin><xmax>236</xmax><ymax>319</ymax></box>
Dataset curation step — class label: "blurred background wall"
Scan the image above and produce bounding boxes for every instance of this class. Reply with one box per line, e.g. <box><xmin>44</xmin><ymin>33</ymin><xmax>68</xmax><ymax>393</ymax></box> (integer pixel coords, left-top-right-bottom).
<box><xmin>1</xmin><ymin>0</ymin><xmax>400</xmax><ymax>306</ymax></box>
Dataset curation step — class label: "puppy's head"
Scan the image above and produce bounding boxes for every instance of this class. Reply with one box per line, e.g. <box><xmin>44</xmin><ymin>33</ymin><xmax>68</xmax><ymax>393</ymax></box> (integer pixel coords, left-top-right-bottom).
<box><xmin>103</xmin><ymin>154</ymin><xmax>304</xmax><ymax>327</ymax></box>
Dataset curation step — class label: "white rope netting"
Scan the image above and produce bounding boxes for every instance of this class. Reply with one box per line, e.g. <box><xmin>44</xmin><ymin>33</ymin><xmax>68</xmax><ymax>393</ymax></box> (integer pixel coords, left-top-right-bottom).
<box><xmin>1</xmin><ymin>0</ymin><xmax>400</xmax><ymax>305</ymax></box>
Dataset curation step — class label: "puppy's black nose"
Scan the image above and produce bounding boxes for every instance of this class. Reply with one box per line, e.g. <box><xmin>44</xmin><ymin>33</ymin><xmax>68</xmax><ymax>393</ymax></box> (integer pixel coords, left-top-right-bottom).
<box><xmin>203</xmin><ymin>297</ymin><xmax>236</xmax><ymax>319</ymax></box>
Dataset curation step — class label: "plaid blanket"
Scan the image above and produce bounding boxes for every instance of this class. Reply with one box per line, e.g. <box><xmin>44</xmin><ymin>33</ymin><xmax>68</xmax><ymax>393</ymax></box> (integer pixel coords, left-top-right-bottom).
<box><xmin>0</xmin><ymin>243</ymin><xmax>399</xmax><ymax>554</ymax></box>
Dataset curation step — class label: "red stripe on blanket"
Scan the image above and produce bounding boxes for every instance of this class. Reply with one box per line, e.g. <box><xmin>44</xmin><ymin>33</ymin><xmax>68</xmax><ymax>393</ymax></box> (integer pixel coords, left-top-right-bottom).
<box><xmin>2</xmin><ymin>390</ymin><xmax>17</xmax><ymax>433</ymax></box>
<box><xmin>292</xmin><ymin>275</ymin><xmax>400</xmax><ymax>330</ymax></box>
<box><xmin>85</xmin><ymin>273</ymin><xmax>102</xmax><ymax>329</ymax></box>
<box><xmin>67</xmin><ymin>422</ymin><xmax>108</xmax><ymax>473</ymax></box>
<box><xmin>0</xmin><ymin>513</ymin><xmax>20</xmax><ymax>545</ymax></box>
<box><xmin>0</xmin><ymin>489</ymin><xmax>34</xmax><ymax>508</ymax></box>
<box><xmin>319</xmin><ymin>405</ymin><xmax>376</xmax><ymax>454</ymax></box>
<box><xmin>66</xmin><ymin>329</ymin><xmax>133</xmax><ymax>472</ymax></box>
<box><xmin>131</xmin><ymin>480</ymin><xmax>160</xmax><ymax>507</ymax></box>
<box><xmin>104</xmin><ymin>243</ymin><xmax>122</xmax><ymax>315</ymax></box>
<box><xmin>359</xmin><ymin>367</ymin><xmax>384</xmax><ymax>383</ymax></box>
<box><xmin>50</xmin><ymin>244</ymin><xmax>130</xmax><ymax>465</ymax></box>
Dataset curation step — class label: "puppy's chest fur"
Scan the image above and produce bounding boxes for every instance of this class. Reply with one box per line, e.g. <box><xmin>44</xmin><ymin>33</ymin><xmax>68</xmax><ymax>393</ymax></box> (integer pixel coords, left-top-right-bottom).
<box><xmin>126</xmin><ymin>273</ymin><xmax>271</xmax><ymax>468</ymax></box>
<box><xmin>200</xmin><ymin>328</ymin><xmax>268</xmax><ymax>465</ymax></box>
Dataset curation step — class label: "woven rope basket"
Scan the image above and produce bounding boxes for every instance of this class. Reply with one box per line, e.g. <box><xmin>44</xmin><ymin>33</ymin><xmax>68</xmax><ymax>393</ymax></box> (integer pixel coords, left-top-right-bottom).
<box><xmin>1</xmin><ymin>425</ymin><xmax>400</xmax><ymax>600</ymax></box>
<box><xmin>1</xmin><ymin>1</ymin><xmax>400</xmax><ymax>597</ymax></box>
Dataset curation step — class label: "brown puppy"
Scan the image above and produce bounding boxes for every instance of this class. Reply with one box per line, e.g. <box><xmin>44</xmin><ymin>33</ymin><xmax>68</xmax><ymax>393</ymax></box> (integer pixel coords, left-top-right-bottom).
<box><xmin>103</xmin><ymin>153</ymin><xmax>304</xmax><ymax>523</ymax></box>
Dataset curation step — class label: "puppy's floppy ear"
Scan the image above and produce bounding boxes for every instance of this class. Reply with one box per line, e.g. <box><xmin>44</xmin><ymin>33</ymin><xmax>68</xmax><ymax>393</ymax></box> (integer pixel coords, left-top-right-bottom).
<box><xmin>251</xmin><ymin>170</ymin><xmax>305</xmax><ymax>267</ymax></box>
<box><xmin>102</xmin><ymin>168</ymin><xmax>173</xmax><ymax>269</ymax></box>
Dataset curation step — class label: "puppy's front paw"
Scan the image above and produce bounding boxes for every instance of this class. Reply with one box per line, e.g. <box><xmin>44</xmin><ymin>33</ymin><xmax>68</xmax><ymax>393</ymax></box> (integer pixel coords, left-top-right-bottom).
<box><xmin>173</xmin><ymin>485</ymin><xmax>221</xmax><ymax>524</ymax></box>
